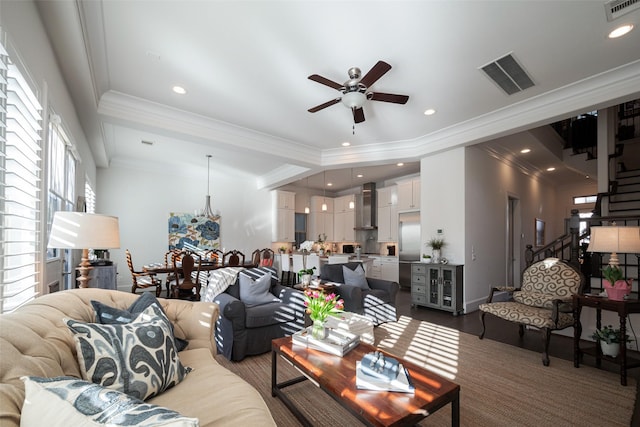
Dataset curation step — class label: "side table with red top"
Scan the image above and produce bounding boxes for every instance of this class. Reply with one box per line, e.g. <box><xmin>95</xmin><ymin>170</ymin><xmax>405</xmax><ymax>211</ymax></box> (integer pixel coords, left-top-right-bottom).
<box><xmin>573</xmin><ymin>293</ymin><xmax>640</xmax><ymax>386</ymax></box>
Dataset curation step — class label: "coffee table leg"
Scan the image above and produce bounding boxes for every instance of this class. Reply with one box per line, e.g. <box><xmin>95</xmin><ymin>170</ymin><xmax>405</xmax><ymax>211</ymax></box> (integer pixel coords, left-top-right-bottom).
<box><xmin>271</xmin><ymin>350</ymin><xmax>277</xmax><ymax>397</ymax></box>
<box><xmin>451</xmin><ymin>389</ymin><xmax>460</xmax><ymax>427</ymax></box>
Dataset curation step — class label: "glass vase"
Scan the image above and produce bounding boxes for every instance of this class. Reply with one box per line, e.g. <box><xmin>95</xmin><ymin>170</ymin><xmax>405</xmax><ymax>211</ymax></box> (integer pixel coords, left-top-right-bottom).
<box><xmin>311</xmin><ymin>319</ymin><xmax>328</xmax><ymax>340</ymax></box>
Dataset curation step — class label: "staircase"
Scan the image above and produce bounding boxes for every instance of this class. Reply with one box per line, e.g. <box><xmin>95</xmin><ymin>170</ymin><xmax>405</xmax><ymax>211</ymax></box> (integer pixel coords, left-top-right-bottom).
<box><xmin>609</xmin><ymin>168</ymin><xmax>640</xmax><ymax>217</ymax></box>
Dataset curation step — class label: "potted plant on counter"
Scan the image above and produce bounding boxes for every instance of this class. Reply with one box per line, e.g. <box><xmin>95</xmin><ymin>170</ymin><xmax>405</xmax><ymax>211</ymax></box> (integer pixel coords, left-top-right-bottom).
<box><xmin>601</xmin><ymin>265</ymin><xmax>632</xmax><ymax>301</ymax></box>
<box><xmin>426</xmin><ymin>238</ymin><xmax>445</xmax><ymax>263</ymax></box>
<box><xmin>592</xmin><ymin>325</ymin><xmax>632</xmax><ymax>358</ymax></box>
<box><xmin>298</xmin><ymin>266</ymin><xmax>317</xmax><ymax>287</ymax></box>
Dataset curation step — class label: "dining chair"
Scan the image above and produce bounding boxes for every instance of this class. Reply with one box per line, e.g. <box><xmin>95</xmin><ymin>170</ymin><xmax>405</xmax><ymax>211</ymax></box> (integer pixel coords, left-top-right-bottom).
<box><xmin>163</xmin><ymin>249</ymin><xmax>182</xmax><ymax>297</ymax></box>
<box><xmin>203</xmin><ymin>249</ymin><xmax>224</xmax><ymax>266</ymax></box>
<box><xmin>251</xmin><ymin>249</ymin><xmax>261</xmax><ymax>267</ymax></box>
<box><xmin>223</xmin><ymin>250</ymin><xmax>245</xmax><ymax>267</ymax></box>
<box><xmin>259</xmin><ymin>248</ymin><xmax>275</xmax><ymax>267</ymax></box>
<box><xmin>169</xmin><ymin>250</ymin><xmax>202</xmax><ymax>300</ymax></box>
<box><xmin>126</xmin><ymin>249</ymin><xmax>162</xmax><ymax>297</ymax></box>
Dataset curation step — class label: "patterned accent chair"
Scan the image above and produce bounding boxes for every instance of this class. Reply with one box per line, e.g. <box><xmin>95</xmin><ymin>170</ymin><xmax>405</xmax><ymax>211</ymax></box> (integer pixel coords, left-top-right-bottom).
<box><xmin>478</xmin><ymin>258</ymin><xmax>585</xmax><ymax>366</ymax></box>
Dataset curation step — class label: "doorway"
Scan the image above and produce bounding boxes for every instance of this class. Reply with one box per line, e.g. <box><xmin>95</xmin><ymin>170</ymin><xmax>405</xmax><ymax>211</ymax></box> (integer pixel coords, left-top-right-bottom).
<box><xmin>507</xmin><ymin>196</ymin><xmax>521</xmax><ymax>287</ymax></box>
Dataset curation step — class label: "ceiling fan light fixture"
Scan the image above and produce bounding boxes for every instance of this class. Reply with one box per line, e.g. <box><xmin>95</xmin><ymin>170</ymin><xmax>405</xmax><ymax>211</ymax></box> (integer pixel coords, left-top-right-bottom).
<box><xmin>342</xmin><ymin>91</ymin><xmax>366</xmax><ymax>109</ymax></box>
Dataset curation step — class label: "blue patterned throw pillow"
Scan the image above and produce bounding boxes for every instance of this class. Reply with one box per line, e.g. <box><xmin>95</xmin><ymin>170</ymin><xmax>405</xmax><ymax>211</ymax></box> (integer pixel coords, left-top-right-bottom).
<box><xmin>20</xmin><ymin>376</ymin><xmax>198</xmax><ymax>427</ymax></box>
<box><xmin>66</xmin><ymin>303</ymin><xmax>190</xmax><ymax>401</ymax></box>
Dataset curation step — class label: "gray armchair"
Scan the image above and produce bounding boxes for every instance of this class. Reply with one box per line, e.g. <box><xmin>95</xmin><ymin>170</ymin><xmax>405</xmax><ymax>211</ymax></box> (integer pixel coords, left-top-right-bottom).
<box><xmin>213</xmin><ymin>267</ymin><xmax>306</xmax><ymax>361</ymax></box>
<box><xmin>320</xmin><ymin>262</ymin><xmax>399</xmax><ymax>325</ymax></box>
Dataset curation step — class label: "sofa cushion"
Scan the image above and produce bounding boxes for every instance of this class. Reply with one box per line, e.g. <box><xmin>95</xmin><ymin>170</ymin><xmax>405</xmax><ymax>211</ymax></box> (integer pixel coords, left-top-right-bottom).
<box><xmin>66</xmin><ymin>303</ymin><xmax>190</xmax><ymax>401</ymax></box>
<box><xmin>342</xmin><ymin>264</ymin><xmax>369</xmax><ymax>289</ymax></box>
<box><xmin>91</xmin><ymin>292</ymin><xmax>188</xmax><ymax>352</ymax></box>
<box><xmin>238</xmin><ymin>272</ymin><xmax>280</xmax><ymax>307</ymax></box>
<box><xmin>20</xmin><ymin>376</ymin><xmax>198</xmax><ymax>427</ymax></box>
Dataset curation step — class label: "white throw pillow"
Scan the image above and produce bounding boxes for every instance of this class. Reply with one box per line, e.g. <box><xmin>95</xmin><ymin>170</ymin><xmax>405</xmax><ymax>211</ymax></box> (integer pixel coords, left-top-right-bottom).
<box><xmin>20</xmin><ymin>376</ymin><xmax>198</xmax><ymax>427</ymax></box>
<box><xmin>65</xmin><ymin>303</ymin><xmax>189</xmax><ymax>401</ymax></box>
<box><xmin>238</xmin><ymin>272</ymin><xmax>280</xmax><ymax>306</ymax></box>
<box><xmin>342</xmin><ymin>264</ymin><xmax>369</xmax><ymax>289</ymax></box>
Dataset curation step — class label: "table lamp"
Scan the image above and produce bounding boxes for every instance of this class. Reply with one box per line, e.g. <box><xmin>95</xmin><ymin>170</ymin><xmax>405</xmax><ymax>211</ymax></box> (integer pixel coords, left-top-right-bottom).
<box><xmin>48</xmin><ymin>212</ymin><xmax>121</xmax><ymax>288</ymax></box>
<box><xmin>587</xmin><ymin>225</ymin><xmax>640</xmax><ymax>266</ymax></box>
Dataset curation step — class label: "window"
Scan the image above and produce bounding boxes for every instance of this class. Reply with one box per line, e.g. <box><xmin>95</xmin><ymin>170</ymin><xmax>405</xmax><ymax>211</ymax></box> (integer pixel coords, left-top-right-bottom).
<box><xmin>573</xmin><ymin>195</ymin><xmax>597</xmax><ymax>204</ymax></box>
<box><xmin>46</xmin><ymin>117</ymin><xmax>76</xmax><ymax>260</ymax></box>
<box><xmin>0</xmin><ymin>38</ymin><xmax>43</xmax><ymax>313</ymax></box>
<box><xmin>294</xmin><ymin>213</ymin><xmax>307</xmax><ymax>248</ymax></box>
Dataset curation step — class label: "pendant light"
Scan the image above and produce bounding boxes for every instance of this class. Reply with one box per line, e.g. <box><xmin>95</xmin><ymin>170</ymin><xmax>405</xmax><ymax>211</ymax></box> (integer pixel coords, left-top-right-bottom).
<box><xmin>201</xmin><ymin>154</ymin><xmax>220</xmax><ymax>220</ymax></box>
<box><xmin>321</xmin><ymin>171</ymin><xmax>328</xmax><ymax>211</ymax></box>
<box><xmin>304</xmin><ymin>177</ymin><xmax>310</xmax><ymax>214</ymax></box>
<box><xmin>349</xmin><ymin>168</ymin><xmax>355</xmax><ymax>209</ymax></box>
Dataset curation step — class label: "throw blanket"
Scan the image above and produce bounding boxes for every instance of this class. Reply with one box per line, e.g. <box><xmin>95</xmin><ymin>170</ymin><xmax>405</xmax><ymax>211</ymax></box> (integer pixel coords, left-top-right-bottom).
<box><xmin>201</xmin><ymin>267</ymin><xmax>244</xmax><ymax>302</ymax></box>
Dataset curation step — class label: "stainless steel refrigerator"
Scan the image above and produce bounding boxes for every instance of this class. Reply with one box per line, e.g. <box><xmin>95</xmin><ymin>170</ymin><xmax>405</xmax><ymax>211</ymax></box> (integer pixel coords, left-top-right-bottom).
<box><xmin>398</xmin><ymin>212</ymin><xmax>421</xmax><ymax>288</ymax></box>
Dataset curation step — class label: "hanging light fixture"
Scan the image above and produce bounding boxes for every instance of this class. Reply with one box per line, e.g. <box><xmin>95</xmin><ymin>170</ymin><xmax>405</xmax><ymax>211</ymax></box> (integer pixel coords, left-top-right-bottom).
<box><xmin>304</xmin><ymin>176</ymin><xmax>310</xmax><ymax>214</ymax></box>
<box><xmin>200</xmin><ymin>154</ymin><xmax>220</xmax><ymax>220</ymax></box>
<box><xmin>349</xmin><ymin>168</ymin><xmax>355</xmax><ymax>209</ymax></box>
<box><xmin>322</xmin><ymin>171</ymin><xmax>328</xmax><ymax>211</ymax></box>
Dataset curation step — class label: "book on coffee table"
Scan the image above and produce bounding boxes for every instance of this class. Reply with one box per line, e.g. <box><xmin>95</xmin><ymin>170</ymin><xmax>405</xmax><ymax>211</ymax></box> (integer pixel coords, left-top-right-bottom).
<box><xmin>292</xmin><ymin>326</ymin><xmax>360</xmax><ymax>357</ymax></box>
<box><xmin>355</xmin><ymin>360</ymin><xmax>415</xmax><ymax>393</ymax></box>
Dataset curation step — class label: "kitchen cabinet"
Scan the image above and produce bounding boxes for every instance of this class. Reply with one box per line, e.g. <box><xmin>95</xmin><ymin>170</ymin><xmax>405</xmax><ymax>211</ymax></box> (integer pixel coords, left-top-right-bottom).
<box><xmin>272</xmin><ymin>190</ymin><xmax>295</xmax><ymax>242</ymax></box>
<box><xmin>397</xmin><ymin>178</ymin><xmax>420</xmax><ymax>211</ymax></box>
<box><xmin>377</xmin><ymin>186</ymin><xmax>398</xmax><ymax>242</ymax></box>
<box><xmin>412</xmin><ymin>263</ymin><xmax>463</xmax><ymax>315</ymax></box>
<box><xmin>377</xmin><ymin>185</ymin><xmax>397</xmax><ymax>208</ymax></box>
<box><xmin>377</xmin><ymin>204</ymin><xmax>398</xmax><ymax>242</ymax></box>
<box><xmin>309</xmin><ymin>196</ymin><xmax>334</xmax><ymax>242</ymax></box>
<box><xmin>367</xmin><ymin>256</ymin><xmax>399</xmax><ymax>282</ymax></box>
<box><xmin>334</xmin><ymin>194</ymin><xmax>355</xmax><ymax>242</ymax></box>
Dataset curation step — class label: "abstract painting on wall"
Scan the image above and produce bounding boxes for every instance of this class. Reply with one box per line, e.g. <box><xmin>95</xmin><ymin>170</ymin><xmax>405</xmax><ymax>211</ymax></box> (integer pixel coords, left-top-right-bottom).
<box><xmin>168</xmin><ymin>212</ymin><xmax>221</xmax><ymax>251</ymax></box>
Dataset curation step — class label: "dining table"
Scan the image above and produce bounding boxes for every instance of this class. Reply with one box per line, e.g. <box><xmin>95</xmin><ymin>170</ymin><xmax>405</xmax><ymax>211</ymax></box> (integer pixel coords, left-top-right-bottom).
<box><xmin>143</xmin><ymin>260</ymin><xmax>257</xmax><ymax>274</ymax></box>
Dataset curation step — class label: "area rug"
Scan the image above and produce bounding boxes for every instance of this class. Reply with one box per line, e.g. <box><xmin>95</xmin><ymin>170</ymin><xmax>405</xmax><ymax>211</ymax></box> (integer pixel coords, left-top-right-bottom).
<box><xmin>216</xmin><ymin>315</ymin><xmax>636</xmax><ymax>426</ymax></box>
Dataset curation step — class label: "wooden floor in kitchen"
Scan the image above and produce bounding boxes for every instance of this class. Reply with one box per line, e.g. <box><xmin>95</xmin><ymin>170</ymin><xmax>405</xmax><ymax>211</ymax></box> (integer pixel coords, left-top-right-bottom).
<box><xmin>393</xmin><ymin>286</ymin><xmax>640</xmax><ymax>425</ymax></box>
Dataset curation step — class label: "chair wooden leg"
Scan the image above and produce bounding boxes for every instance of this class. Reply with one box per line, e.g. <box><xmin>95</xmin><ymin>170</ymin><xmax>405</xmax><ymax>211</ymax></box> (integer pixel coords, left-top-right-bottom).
<box><xmin>479</xmin><ymin>311</ymin><xmax>487</xmax><ymax>339</ymax></box>
<box><xmin>541</xmin><ymin>327</ymin><xmax>551</xmax><ymax>366</ymax></box>
<box><xmin>131</xmin><ymin>285</ymin><xmax>137</xmax><ymax>294</ymax></box>
<box><xmin>518</xmin><ymin>324</ymin><xmax>525</xmax><ymax>337</ymax></box>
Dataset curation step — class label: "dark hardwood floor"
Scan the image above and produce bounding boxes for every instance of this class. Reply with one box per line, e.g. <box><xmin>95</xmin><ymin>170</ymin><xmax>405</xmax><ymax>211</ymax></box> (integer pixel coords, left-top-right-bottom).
<box><xmin>394</xmin><ymin>286</ymin><xmax>640</xmax><ymax>426</ymax></box>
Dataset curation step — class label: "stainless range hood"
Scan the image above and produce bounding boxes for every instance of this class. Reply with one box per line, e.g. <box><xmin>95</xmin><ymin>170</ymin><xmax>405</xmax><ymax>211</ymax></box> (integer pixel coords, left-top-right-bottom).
<box><xmin>354</xmin><ymin>182</ymin><xmax>377</xmax><ymax>230</ymax></box>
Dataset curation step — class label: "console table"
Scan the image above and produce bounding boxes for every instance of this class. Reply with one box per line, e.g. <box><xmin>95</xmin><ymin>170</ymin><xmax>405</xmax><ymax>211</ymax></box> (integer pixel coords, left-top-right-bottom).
<box><xmin>573</xmin><ymin>294</ymin><xmax>640</xmax><ymax>386</ymax></box>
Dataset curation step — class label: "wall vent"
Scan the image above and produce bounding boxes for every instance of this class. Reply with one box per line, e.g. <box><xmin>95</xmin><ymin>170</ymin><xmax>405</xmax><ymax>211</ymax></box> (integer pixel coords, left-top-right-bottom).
<box><xmin>605</xmin><ymin>0</ymin><xmax>640</xmax><ymax>21</ymax></box>
<box><xmin>480</xmin><ymin>53</ymin><xmax>535</xmax><ymax>96</ymax></box>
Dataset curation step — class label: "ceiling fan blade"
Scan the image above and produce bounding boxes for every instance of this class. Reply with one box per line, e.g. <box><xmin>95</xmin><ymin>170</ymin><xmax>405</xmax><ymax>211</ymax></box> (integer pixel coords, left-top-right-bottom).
<box><xmin>353</xmin><ymin>107</ymin><xmax>365</xmax><ymax>123</ymax></box>
<box><xmin>308</xmin><ymin>74</ymin><xmax>343</xmax><ymax>90</ymax></box>
<box><xmin>308</xmin><ymin>98</ymin><xmax>341</xmax><ymax>113</ymax></box>
<box><xmin>359</xmin><ymin>60</ymin><xmax>392</xmax><ymax>88</ymax></box>
<box><xmin>369</xmin><ymin>92</ymin><xmax>409</xmax><ymax>104</ymax></box>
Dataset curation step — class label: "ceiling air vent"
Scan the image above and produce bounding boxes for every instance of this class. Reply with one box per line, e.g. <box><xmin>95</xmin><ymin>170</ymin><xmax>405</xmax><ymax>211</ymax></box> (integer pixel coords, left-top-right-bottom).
<box><xmin>605</xmin><ymin>0</ymin><xmax>640</xmax><ymax>21</ymax></box>
<box><xmin>480</xmin><ymin>53</ymin><xmax>535</xmax><ymax>96</ymax></box>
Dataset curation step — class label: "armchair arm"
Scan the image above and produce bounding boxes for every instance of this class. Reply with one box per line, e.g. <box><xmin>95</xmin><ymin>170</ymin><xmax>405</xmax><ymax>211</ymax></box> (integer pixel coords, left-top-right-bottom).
<box><xmin>367</xmin><ymin>278</ymin><xmax>400</xmax><ymax>303</ymax></box>
<box><xmin>273</xmin><ymin>284</ymin><xmax>306</xmax><ymax>322</ymax></box>
<box><xmin>551</xmin><ymin>297</ymin><xmax>575</xmax><ymax>325</ymax></box>
<box><xmin>215</xmin><ymin>292</ymin><xmax>246</xmax><ymax>330</ymax></box>
<box><xmin>334</xmin><ymin>283</ymin><xmax>363</xmax><ymax>313</ymax></box>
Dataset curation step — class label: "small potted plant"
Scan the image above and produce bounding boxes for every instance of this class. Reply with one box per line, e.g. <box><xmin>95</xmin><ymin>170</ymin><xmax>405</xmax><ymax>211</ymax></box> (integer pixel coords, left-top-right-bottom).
<box><xmin>601</xmin><ymin>265</ymin><xmax>632</xmax><ymax>301</ymax></box>
<box><xmin>278</xmin><ymin>246</ymin><xmax>287</xmax><ymax>254</ymax></box>
<box><xmin>592</xmin><ymin>325</ymin><xmax>632</xmax><ymax>358</ymax></box>
<box><xmin>298</xmin><ymin>266</ymin><xmax>317</xmax><ymax>287</ymax></box>
<box><xmin>422</xmin><ymin>254</ymin><xmax>432</xmax><ymax>263</ymax></box>
<box><xmin>426</xmin><ymin>237</ymin><xmax>445</xmax><ymax>263</ymax></box>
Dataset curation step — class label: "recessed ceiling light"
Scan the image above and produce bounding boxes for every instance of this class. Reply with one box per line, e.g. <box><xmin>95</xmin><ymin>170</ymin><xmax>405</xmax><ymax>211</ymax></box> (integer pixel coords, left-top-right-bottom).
<box><xmin>341</xmin><ymin>142</ymin><xmax>351</xmax><ymax>147</ymax></box>
<box><xmin>356</xmin><ymin>174</ymin><xmax>363</xmax><ymax>178</ymax></box>
<box><xmin>609</xmin><ymin>24</ymin><xmax>634</xmax><ymax>39</ymax></box>
<box><xmin>397</xmin><ymin>162</ymin><xmax>404</xmax><ymax>167</ymax></box>
<box><xmin>172</xmin><ymin>85</ymin><xmax>187</xmax><ymax>95</ymax></box>
<box><xmin>546</xmin><ymin>167</ymin><xmax>556</xmax><ymax>172</ymax></box>
<box><xmin>424</xmin><ymin>108</ymin><xmax>436</xmax><ymax>116</ymax></box>
<box><xmin>520</xmin><ymin>148</ymin><xmax>531</xmax><ymax>154</ymax></box>
<box><xmin>327</xmin><ymin>182</ymin><xmax>333</xmax><ymax>187</ymax></box>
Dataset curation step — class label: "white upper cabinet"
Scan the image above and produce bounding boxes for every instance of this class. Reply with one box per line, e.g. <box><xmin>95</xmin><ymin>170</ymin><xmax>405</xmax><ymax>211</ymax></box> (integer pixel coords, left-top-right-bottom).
<box><xmin>397</xmin><ymin>178</ymin><xmax>420</xmax><ymax>211</ymax></box>
<box><xmin>377</xmin><ymin>185</ymin><xmax>398</xmax><ymax>208</ymax></box>
<box><xmin>276</xmin><ymin>190</ymin><xmax>295</xmax><ymax>210</ymax></box>
<box><xmin>272</xmin><ymin>190</ymin><xmax>295</xmax><ymax>242</ymax></box>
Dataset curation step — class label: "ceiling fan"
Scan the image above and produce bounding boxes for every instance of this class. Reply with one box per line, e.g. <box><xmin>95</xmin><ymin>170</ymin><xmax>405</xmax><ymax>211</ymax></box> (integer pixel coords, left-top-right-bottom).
<box><xmin>307</xmin><ymin>60</ymin><xmax>409</xmax><ymax>124</ymax></box>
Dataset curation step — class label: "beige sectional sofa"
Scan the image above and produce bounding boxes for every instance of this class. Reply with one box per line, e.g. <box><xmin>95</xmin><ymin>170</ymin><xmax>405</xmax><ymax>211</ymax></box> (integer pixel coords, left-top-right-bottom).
<box><xmin>0</xmin><ymin>288</ymin><xmax>276</xmax><ymax>426</ymax></box>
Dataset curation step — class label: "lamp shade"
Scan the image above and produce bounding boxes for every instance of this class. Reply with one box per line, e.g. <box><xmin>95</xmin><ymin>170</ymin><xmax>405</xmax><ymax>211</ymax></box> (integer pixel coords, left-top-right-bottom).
<box><xmin>48</xmin><ymin>212</ymin><xmax>121</xmax><ymax>249</ymax></box>
<box><xmin>587</xmin><ymin>226</ymin><xmax>640</xmax><ymax>254</ymax></box>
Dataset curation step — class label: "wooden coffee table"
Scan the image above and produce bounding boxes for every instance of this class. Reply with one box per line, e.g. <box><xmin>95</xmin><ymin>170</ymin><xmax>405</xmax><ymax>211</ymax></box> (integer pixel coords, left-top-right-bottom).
<box><xmin>272</xmin><ymin>336</ymin><xmax>460</xmax><ymax>427</ymax></box>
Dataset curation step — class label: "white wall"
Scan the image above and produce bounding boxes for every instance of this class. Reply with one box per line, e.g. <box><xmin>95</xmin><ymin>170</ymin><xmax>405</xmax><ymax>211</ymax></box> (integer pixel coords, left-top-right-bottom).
<box><xmin>98</xmin><ymin>161</ymin><xmax>272</xmax><ymax>288</ymax></box>
<box><xmin>420</xmin><ymin>148</ymin><xmax>466</xmax><ymax>264</ymax></box>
